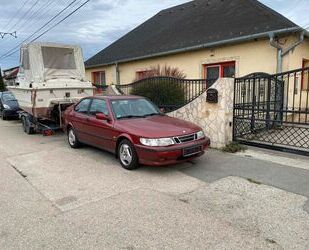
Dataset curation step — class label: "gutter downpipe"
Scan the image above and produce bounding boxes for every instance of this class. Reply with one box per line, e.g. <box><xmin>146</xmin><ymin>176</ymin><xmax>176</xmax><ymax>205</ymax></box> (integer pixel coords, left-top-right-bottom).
<box><xmin>115</xmin><ymin>62</ymin><xmax>120</xmax><ymax>85</ymax></box>
<box><xmin>269</xmin><ymin>31</ymin><xmax>305</xmax><ymax>122</ymax></box>
<box><xmin>269</xmin><ymin>31</ymin><xmax>305</xmax><ymax>73</ymax></box>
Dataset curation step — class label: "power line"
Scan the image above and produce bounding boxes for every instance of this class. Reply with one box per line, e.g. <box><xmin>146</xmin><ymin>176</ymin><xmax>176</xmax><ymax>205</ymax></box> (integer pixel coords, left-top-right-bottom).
<box><xmin>0</xmin><ymin>0</ymin><xmax>78</xmax><ymax>60</ymax></box>
<box><xmin>0</xmin><ymin>0</ymin><xmax>90</xmax><ymax>61</ymax></box>
<box><xmin>18</xmin><ymin>0</ymin><xmax>69</xmax><ymax>33</ymax></box>
<box><xmin>15</xmin><ymin>0</ymin><xmax>55</xmax><ymax>32</ymax></box>
<box><xmin>29</xmin><ymin>0</ymin><xmax>90</xmax><ymax>42</ymax></box>
<box><xmin>1</xmin><ymin>0</ymin><xmax>31</xmax><ymax>31</ymax></box>
<box><xmin>8</xmin><ymin>0</ymin><xmax>41</xmax><ymax>31</ymax></box>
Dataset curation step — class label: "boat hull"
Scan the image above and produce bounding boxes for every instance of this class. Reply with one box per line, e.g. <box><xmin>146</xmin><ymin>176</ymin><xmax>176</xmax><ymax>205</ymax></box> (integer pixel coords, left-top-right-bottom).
<box><xmin>8</xmin><ymin>86</ymin><xmax>94</xmax><ymax>120</ymax></box>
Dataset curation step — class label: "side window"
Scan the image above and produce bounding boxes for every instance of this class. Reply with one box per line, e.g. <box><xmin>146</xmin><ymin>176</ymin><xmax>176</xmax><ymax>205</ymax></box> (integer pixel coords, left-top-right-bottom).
<box><xmin>75</xmin><ymin>99</ymin><xmax>91</xmax><ymax>114</ymax></box>
<box><xmin>89</xmin><ymin>99</ymin><xmax>109</xmax><ymax>116</ymax></box>
<box><xmin>93</xmin><ymin>71</ymin><xmax>106</xmax><ymax>86</ymax></box>
<box><xmin>22</xmin><ymin>48</ymin><xmax>30</xmax><ymax>70</ymax></box>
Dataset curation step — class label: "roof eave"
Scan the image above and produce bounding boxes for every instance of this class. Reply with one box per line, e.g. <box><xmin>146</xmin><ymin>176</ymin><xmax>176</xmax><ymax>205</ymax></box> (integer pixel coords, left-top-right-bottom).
<box><xmin>85</xmin><ymin>27</ymin><xmax>300</xmax><ymax>69</ymax></box>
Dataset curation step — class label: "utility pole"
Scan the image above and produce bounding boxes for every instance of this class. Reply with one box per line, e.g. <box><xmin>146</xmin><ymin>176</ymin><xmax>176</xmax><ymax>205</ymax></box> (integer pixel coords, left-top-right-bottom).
<box><xmin>0</xmin><ymin>31</ymin><xmax>17</xmax><ymax>39</ymax></box>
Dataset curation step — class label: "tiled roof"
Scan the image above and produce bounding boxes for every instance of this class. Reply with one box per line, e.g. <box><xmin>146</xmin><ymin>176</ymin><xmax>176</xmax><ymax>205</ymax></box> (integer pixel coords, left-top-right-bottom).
<box><xmin>85</xmin><ymin>0</ymin><xmax>298</xmax><ymax>68</ymax></box>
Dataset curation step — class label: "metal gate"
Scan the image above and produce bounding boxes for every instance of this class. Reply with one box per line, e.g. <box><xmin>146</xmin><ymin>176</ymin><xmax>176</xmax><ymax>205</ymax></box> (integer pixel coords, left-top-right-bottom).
<box><xmin>233</xmin><ymin>67</ymin><xmax>309</xmax><ymax>155</ymax></box>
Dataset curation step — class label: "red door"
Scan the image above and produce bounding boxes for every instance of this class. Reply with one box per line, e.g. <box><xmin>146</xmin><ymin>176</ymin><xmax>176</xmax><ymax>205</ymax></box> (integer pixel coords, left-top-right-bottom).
<box><xmin>86</xmin><ymin>98</ymin><xmax>114</xmax><ymax>152</ymax></box>
<box><xmin>204</xmin><ymin>61</ymin><xmax>236</xmax><ymax>87</ymax></box>
<box><xmin>70</xmin><ymin>98</ymin><xmax>92</xmax><ymax>143</ymax></box>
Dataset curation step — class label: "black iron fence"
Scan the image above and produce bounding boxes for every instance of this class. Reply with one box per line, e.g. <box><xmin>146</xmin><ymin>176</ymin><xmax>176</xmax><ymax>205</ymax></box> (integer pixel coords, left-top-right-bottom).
<box><xmin>234</xmin><ymin>67</ymin><xmax>309</xmax><ymax>155</ymax></box>
<box><xmin>116</xmin><ymin>77</ymin><xmax>211</xmax><ymax>112</ymax></box>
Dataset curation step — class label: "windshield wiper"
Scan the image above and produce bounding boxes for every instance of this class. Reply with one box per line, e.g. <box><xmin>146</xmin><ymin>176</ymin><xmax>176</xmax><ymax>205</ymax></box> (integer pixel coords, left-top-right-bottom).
<box><xmin>118</xmin><ymin>115</ymin><xmax>146</xmax><ymax>120</ymax></box>
<box><xmin>144</xmin><ymin>113</ymin><xmax>164</xmax><ymax>117</ymax></box>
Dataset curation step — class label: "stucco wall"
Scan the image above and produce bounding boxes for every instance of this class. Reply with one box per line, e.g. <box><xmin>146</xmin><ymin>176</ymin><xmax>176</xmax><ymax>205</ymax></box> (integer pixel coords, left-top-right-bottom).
<box><xmin>168</xmin><ymin>78</ymin><xmax>234</xmax><ymax>148</ymax></box>
<box><xmin>85</xmin><ymin>64</ymin><xmax>116</xmax><ymax>85</ymax></box>
<box><xmin>85</xmin><ymin>36</ymin><xmax>309</xmax><ymax>86</ymax></box>
<box><xmin>289</xmin><ymin>38</ymin><xmax>309</xmax><ymax>69</ymax></box>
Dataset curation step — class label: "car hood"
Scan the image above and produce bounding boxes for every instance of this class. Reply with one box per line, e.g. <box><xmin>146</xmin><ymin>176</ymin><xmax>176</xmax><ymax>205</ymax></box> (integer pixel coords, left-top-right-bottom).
<box><xmin>116</xmin><ymin>115</ymin><xmax>202</xmax><ymax>138</ymax></box>
<box><xmin>4</xmin><ymin>100</ymin><xmax>19</xmax><ymax>110</ymax></box>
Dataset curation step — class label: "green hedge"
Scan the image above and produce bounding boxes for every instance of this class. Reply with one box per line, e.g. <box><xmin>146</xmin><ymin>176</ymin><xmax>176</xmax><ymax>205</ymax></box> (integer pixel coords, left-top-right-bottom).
<box><xmin>130</xmin><ymin>79</ymin><xmax>186</xmax><ymax>110</ymax></box>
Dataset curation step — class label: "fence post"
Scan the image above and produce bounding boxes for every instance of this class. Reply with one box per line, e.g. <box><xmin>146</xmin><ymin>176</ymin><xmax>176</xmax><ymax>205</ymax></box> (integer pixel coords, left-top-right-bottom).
<box><xmin>266</xmin><ymin>76</ymin><xmax>272</xmax><ymax>129</ymax></box>
<box><xmin>250</xmin><ymin>78</ymin><xmax>256</xmax><ymax>132</ymax></box>
<box><xmin>232</xmin><ymin>78</ymin><xmax>237</xmax><ymax>141</ymax></box>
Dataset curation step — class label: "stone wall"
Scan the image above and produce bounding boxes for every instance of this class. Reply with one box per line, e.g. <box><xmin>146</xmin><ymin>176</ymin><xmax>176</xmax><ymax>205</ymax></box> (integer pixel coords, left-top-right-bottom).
<box><xmin>168</xmin><ymin>78</ymin><xmax>234</xmax><ymax>148</ymax></box>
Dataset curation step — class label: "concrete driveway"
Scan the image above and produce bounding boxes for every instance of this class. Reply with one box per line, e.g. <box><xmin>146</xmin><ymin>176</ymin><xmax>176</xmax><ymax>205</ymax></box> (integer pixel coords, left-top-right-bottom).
<box><xmin>0</xmin><ymin>119</ymin><xmax>308</xmax><ymax>249</ymax></box>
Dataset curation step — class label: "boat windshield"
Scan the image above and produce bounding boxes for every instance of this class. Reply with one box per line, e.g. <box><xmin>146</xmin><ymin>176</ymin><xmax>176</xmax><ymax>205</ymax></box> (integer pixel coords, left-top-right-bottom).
<box><xmin>41</xmin><ymin>47</ymin><xmax>76</xmax><ymax>70</ymax></box>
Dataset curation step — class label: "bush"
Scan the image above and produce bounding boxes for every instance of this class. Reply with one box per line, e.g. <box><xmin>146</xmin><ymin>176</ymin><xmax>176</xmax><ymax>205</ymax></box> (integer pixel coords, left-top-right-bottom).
<box><xmin>130</xmin><ymin>79</ymin><xmax>186</xmax><ymax>111</ymax></box>
<box><xmin>222</xmin><ymin>142</ymin><xmax>246</xmax><ymax>153</ymax></box>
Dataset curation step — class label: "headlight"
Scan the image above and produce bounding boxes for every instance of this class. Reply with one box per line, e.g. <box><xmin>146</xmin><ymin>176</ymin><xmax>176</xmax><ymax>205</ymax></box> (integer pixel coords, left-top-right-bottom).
<box><xmin>140</xmin><ymin>137</ymin><xmax>175</xmax><ymax>147</ymax></box>
<box><xmin>3</xmin><ymin>104</ymin><xmax>11</xmax><ymax>109</ymax></box>
<box><xmin>196</xmin><ymin>130</ymin><xmax>205</xmax><ymax>140</ymax></box>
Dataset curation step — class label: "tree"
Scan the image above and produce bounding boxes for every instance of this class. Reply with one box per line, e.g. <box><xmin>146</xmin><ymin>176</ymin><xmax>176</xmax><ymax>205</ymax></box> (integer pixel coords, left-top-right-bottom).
<box><xmin>0</xmin><ymin>67</ymin><xmax>5</xmax><ymax>91</ymax></box>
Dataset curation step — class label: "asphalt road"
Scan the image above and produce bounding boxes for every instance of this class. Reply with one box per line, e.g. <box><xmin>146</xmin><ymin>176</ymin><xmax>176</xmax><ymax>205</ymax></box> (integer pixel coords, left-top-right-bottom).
<box><xmin>0</xmin><ymin>119</ymin><xmax>308</xmax><ymax>249</ymax></box>
<box><xmin>177</xmin><ymin>149</ymin><xmax>309</xmax><ymax>213</ymax></box>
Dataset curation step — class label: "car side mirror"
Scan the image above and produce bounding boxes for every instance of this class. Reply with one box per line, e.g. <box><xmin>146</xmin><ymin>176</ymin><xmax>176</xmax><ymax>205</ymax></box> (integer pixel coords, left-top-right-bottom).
<box><xmin>96</xmin><ymin>113</ymin><xmax>109</xmax><ymax>121</ymax></box>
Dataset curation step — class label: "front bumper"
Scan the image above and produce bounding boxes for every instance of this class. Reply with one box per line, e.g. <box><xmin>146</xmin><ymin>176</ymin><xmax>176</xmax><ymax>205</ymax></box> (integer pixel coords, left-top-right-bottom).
<box><xmin>3</xmin><ymin>109</ymin><xmax>20</xmax><ymax>118</ymax></box>
<box><xmin>135</xmin><ymin>137</ymin><xmax>211</xmax><ymax>166</ymax></box>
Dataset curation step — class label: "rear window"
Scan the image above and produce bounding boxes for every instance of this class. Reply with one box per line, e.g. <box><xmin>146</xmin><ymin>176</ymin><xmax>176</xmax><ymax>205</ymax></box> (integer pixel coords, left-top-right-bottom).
<box><xmin>41</xmin><ymin>47</ymin><xmax>76</xmax><ymax>69</ymax></box>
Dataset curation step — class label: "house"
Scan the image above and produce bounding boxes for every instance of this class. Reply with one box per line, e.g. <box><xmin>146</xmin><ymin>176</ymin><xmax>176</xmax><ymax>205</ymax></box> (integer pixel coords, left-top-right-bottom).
<box><xmin>85</xmin><ymin>0</ymin><xmax>309</xmax><ymax>88</ymax></box>
<box><xmin>3</xmin><ymin>66</ymin><xmax>19</xmax><ymax>86</ymax></box>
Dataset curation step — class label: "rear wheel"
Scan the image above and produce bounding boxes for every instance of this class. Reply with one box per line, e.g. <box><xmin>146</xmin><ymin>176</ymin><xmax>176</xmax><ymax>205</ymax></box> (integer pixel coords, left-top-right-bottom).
<box><xmin>118</xmin><ymin>139</ymin><xmax>139</xmax><ymax>170</ymax></box>
<box><xmin>21</xmin><ymin>116</ymin><xmax>26</xmax><ymax>132</ymax></box>
<box><xmin>67</xmin><ymin>127</ymin><xmax>80</xmax><ymax>148</ymax></box>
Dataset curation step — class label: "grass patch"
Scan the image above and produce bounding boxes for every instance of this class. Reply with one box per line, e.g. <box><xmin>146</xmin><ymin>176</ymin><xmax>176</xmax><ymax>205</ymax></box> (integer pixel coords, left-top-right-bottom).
<box><xmin>222</xmin><ymin>142</ymin><xmax>246</xmax><ymax>153</ymax></box>
<box><xmin>246</xmin><ymin>178</ymin><xmax>262</xmax><ymax>185</ymax></box>
<box><xmin>266</xmin><ymin>238</ymin><xmax>277</xmax><ymax>244</ymax></box>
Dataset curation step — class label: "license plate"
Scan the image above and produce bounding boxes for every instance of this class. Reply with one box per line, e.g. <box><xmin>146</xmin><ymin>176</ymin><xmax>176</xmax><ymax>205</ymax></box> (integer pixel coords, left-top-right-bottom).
<box><xmin>183</xmin><ymin>146</ymin><xmax>203</xmax><ymax>157</ymax></box>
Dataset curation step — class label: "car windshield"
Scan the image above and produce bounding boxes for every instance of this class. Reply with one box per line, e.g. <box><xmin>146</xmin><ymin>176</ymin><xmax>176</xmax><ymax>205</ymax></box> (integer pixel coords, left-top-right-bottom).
<box><xmin>2</xmin><ymin>92</ymin><xmax>16</xmax><ymax>102</ymax></box>
<box><xmin>110</xmin><ymin>98</ymin><xmax>162</xmax><ymax>119</ymax></box>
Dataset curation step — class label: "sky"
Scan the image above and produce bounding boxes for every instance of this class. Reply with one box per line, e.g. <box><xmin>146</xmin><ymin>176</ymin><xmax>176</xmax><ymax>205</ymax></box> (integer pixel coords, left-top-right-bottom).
<box><xmin>0</xmin><ymin>0</ymin><xmax>308</xmax><ymax>70</ymax></box>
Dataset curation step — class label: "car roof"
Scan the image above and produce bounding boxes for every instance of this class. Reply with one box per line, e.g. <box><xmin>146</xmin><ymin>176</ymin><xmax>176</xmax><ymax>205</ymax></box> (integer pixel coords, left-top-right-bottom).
<box><xmin>93</xmin><ymin>95</ymin><xmax>144</xmax><ymax>100</ymax></box>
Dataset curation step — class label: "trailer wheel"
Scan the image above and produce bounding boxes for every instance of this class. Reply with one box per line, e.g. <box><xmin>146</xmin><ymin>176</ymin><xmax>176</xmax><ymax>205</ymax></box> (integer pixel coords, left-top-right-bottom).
<box><xmin>22</xmin><ymin>116</ymin><xmax>35</xmax><ymax>135</ymax></box>
<box><xmin>21</xmin><ymin>116</ymin><xmax>26</xmax><ymax>132</ymax></box>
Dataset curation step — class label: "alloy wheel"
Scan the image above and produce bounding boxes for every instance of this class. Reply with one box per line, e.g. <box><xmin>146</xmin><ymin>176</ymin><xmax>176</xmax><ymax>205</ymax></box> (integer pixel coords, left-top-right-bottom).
<box><xmin>119</xmin><ymin>144</ymin><xmax>133</xmax><ymax>166</ymax></box>
<box><xmin>68</xmin><ymin>129</ymin><xmax>76</xmax><ymax>146</ymax></box>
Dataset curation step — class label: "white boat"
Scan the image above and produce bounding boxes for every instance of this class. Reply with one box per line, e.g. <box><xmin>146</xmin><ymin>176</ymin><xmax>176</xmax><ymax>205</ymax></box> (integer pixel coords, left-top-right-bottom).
<box><xmin>8</xmin><ymin>42</ymin><xmax>94</xmax><ymax>122</ymax></box>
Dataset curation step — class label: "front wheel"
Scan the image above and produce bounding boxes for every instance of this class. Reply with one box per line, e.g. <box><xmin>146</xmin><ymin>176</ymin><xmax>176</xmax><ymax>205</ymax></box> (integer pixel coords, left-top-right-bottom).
<box><xmin>118</xmin><ymin>139</ymin><xmax>139</xmax><ymax>170</ymax></box>
<box><xmin>67</xmin><ymin>127</ymin><xmax>80</xmax><ymax>148</ymax></box>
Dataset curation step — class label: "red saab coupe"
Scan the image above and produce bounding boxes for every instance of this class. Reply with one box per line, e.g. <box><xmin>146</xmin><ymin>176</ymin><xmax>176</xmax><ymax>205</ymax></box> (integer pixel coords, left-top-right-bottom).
<box><xmin>64</xmin><ymin>96</ymin><xmax>210</xmax><ymax>170</ymax></box>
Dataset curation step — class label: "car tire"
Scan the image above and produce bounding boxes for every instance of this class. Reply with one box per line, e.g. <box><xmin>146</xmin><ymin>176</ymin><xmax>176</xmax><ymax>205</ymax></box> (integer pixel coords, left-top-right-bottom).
<box><xmin>22</xmin><ymin>116</ymin><xmax>35</xmax><ymax>135</ymax></box>
<box><xmin>118</xmin><ymin>139</ymin><xmax>139</xmax><ymax>170</ymax></box>
<box><xmin>21</xmin><ymin>116</ymin><xmax>28</xmax><ymax>133</ymax></box>
<box><xmin>67</xmin><ymin>127</ymin><xmax>80</xmax><ymax>148</ymax></box>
